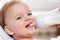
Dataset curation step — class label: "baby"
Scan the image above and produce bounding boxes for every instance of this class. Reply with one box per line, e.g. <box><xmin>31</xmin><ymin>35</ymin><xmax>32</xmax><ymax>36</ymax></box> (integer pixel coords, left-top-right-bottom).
<box><xmin>0</xmin><ymin>1</ymin><xmax>37</xmax><ymax>40</ymax></box>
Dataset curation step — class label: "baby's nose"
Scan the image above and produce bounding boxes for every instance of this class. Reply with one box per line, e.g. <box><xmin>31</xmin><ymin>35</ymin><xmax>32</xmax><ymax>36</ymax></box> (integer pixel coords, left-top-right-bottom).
<box><xmin>25</xmin><ymin>16</ymin><xmax>31</xmax><ymax>22</ymax></box>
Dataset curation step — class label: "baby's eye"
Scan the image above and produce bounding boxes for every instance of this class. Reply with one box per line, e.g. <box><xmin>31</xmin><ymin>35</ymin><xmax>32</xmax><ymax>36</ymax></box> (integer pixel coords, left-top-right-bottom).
<box><xmin>27</xmin><ymin>13</ymin><xmax>32</xmax><ymax>16</ymax></box>
<box><xmin>16</xmin><ymin>17</ymin><xmax>21</xmax><ymax>20</ymax></box>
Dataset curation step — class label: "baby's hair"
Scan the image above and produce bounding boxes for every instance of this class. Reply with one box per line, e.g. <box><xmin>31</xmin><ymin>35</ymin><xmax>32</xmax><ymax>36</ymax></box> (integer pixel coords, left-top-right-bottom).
<box><xmin>0</xmin><ymin>0</ymin><xmax>22</xmax><ymax>29</ymax></box>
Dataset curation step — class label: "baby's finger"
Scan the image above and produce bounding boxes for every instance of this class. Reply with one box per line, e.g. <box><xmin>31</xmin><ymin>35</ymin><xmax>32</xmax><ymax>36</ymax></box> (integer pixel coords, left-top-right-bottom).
<box><xmin>58</xmin><ymin>7</ymin><xmax>60</xmax><ymax>11</ymax></box>
<box><xmin>52</xmin><ymin>24</ymin><xmax>60</xmax><ymax>28</ymax></box>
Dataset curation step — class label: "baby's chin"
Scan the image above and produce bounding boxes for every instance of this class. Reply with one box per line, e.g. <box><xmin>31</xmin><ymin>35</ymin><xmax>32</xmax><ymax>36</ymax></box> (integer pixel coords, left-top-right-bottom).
<box><xmin>21</xmin><ymin>27</ymin><xmax>36</xmax><ymax>38</ymax></box>
<box><xmin>26</xmin><ymin>28</ymin><xmax>36</xmax><ymax>36</ymax></box>
<box><xmin>23</xmin><ymin>32</ymin><xmax>35</xmax><ymax>38</ymax></box>
<box><xmin>27</xmin><ymin>29</ymin><xmax>36</xmax><ymax>34</ymax></box>
<box><xmin>17</xmin><ymin>31</ymin><xmax>35</xmax><ymax>38</ymax></box>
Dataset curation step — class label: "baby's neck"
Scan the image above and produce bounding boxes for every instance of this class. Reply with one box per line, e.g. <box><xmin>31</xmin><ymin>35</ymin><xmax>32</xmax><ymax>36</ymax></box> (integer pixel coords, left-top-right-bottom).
<box><xmin>14</xmin><ymin>37</ymin><xmax>33</xmax><ymax>40</ymax></box>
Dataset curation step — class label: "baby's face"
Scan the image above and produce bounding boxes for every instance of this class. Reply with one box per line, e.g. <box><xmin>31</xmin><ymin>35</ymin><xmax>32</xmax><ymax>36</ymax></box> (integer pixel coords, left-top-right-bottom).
<box><xmin>4</xmin><ymin>3</ymin><xmax>36</xmax><ymax>38</ymax></box>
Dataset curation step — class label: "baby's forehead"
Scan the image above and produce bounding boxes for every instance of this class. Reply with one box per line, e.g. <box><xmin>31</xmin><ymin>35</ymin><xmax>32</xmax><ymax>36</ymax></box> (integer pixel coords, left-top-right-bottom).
<box><xmin>12</xmin><ymin>2</ymin><xmax>28</xmax><ymax>10</ymax></box>
<box><xmin>6</xmin><ymin>2</ymin><xmax>30</xmax><ymax>17</ymax></box>
<box><xmin>7</xmin><ymin>2</ymin><xmax>29</xmax><ymax>12</ymax></box>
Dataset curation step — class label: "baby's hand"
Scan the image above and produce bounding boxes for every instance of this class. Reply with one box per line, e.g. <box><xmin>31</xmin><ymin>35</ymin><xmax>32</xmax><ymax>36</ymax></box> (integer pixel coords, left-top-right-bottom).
<box><xmin>51</xmin><ymin>24</ymin><xmax>60</xmax><ymax>28</ymax></box>
<box><xmin>58</xmin><ymin>7</ymin><xmax>60</xmax><ymax>12</ymax></box>
<box><xmin>58</xmin><ymin>8</ymin><xmax>60</xmax><ymax>11</ymax></box>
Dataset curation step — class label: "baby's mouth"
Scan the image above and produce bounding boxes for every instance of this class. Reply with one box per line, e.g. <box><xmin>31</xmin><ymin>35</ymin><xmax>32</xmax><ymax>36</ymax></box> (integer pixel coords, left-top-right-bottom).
<box><xmin>25</xmin><ymin>22</ymin><xmax>36</xmax><ymax>29</ymax></box>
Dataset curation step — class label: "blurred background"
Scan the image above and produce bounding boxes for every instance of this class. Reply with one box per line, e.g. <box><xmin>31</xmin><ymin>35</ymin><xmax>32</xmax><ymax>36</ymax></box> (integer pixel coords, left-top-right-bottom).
<box><xmin>0</xmin><ymin>0</ymin><xmax>60</xmax><ymax>40</ymax></box>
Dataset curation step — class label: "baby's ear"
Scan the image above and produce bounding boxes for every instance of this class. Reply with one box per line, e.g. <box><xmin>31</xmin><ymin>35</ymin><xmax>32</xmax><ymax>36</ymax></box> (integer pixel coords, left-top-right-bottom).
<box><xmin>4</xmin><ymin>26</ymin><xmax>14</xmax><ymax>35</ymax></box>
